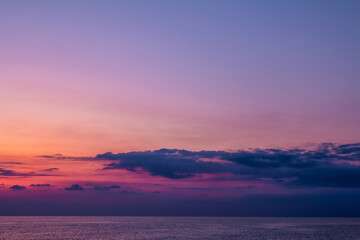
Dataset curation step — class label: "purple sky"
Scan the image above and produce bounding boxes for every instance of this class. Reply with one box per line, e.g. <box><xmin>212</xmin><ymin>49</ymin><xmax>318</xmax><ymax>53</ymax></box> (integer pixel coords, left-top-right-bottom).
<box><xmin>0</xmin><ymin>0</ymin><xmax>359</xmax><ymax>216</ymax></box>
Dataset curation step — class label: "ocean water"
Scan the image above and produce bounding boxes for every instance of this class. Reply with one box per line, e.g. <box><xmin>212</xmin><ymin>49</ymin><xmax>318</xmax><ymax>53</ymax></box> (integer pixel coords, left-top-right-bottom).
<box><xmin>0</xmin><ymin>217</ymin><xmax>358</xmax><ymax>240</ymax></box>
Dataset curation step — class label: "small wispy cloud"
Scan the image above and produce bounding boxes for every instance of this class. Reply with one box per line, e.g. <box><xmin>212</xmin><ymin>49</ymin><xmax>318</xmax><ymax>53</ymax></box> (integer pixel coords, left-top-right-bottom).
<box><xmin>65</xmin><ymin>184</ymin><xmax>84</xmax><ymax>191</ymax></box>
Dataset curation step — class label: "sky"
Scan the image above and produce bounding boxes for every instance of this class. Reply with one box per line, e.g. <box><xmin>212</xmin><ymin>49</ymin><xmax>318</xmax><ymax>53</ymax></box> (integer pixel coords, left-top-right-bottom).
<box><xmin>0</xmin><ymin>0</ymin><xmax>360</xmax><ymax>216</ymax></box>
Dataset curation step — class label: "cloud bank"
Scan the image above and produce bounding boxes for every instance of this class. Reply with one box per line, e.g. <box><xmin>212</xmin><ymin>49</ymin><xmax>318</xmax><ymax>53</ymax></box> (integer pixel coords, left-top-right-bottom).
<box><xmin>65</xmin><ymin>184</ymin><xmax>84</xmax><ymax>191</ymax></box>
<box><xmin>96</xmin><ymin>143</ymin><xmax>360</xmax><ymax>188</ymax></box>
<box><xmin>10</xmin><ymin>185</ymin><xmax>26</xmax><ymax>190</ymax></box>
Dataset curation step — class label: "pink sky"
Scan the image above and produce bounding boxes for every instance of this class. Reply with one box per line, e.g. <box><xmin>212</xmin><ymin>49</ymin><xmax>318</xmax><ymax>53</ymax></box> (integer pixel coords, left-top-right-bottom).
<box><xmin>0</xmin><ymin>0</ymin><xmax>359</xmax><ymax>216</ymax></box>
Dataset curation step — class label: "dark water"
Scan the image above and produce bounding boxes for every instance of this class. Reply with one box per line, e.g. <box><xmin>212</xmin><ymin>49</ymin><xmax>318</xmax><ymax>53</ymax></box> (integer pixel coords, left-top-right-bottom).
<box><xmin>0</xmin><ymin>217</ymin><xmax>359</xmax><ymax>240</ymax></box>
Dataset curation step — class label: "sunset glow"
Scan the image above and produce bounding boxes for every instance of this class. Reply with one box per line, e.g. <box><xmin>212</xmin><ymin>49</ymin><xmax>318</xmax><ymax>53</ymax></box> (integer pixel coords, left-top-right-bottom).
<box><xmin>1</xmin><ymin>0</ymin><xmax>359</xmax><ymax>216</ymax></box>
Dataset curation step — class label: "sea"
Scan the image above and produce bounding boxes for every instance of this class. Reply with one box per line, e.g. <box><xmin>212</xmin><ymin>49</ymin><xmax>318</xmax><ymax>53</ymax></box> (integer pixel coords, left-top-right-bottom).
<box><xmin>0</xmin><ymin>217</ymin><xmax>358</xmax><ymax>240</ymax></box>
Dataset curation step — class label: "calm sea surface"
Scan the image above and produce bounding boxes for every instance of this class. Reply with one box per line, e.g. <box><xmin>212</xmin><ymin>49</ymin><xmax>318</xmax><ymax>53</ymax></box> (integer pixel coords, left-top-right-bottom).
<box><xmin>0</xmin><ymin>217</ymin><xmax>358</xmax><ymax>240</ymax></box>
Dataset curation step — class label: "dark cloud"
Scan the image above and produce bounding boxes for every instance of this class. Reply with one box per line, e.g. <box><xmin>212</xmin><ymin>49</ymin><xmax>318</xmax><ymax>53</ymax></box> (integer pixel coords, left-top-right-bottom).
<box><xmin>37</xmin><ymin>154</ymin><xmax>89</xmax><ymax>160</ymax></box>
<box><xmin>334</xmin><ymin>143</ymin><xmax>360</xmax><ymax>156</ymax></box>
<box><xmin>37</xmin><ymin>155</ymin><xmax>55</xmax><ymax>159</ymax></box>
<box><xmin>172</xmin><ymin>187</ymin><xmax>217</xmax><ymax>191</ymax></box>
<box><xmin>0</xmin><ymin>168</ymin><xmax>20</xmax><ymax>176</ymax></box>
<box><xmin>0</xmin><ymin>162</ymin><xmax>23</xmax><ymax>165</ymax></box>
<box><xmin>41</xmin><ymin>168</ymin><xmax>59</xmax><ymax>172</ymax></box>
<box><xmin>93</xmin><ymin>185</ymin><xmax>121</xmax><ymax>191</ymax></box>
<box><xmin>99</xmin><ymin>150</ymin><xmax>239</xmax><ymax>179</ymax></box>
<box><xmin>10</xmin><ymin>185</ymin><xmax>26</xmax><ymax>190</ymax></box>
<box><xmin>30</xmin><ymin>184</ymin><xmax>51</xmax><ymax>187</ymax></box>
<box><xmin>0</xmin><ymin>168</ymin><xmax>44</xmax><ymax>177</ymax></box>
<box><xmin>65</xmin><ymin>184</ymin><xmax>84</xmax><ymax>191</ymax></box>
<box><xmin>38</xmin><ymin>154</ymin><xmax>64</xmax><ymax>159</ymax></box>
<box><xmin>96</xmin><ymin>143</ymin><xmax>360</xmax><ymax>188</ymax></box>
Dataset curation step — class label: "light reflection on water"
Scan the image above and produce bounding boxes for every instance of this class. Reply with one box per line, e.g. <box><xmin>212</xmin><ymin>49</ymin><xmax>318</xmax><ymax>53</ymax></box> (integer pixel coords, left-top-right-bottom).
<box><xmin>0</xmin><ymin>217</ymin><xmax>359</xmax><ymax>240</ymax></box>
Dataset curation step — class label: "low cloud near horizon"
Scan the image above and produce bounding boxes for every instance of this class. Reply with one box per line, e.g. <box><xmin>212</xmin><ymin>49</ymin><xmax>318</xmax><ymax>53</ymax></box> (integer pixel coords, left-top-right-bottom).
<box><xmin>2</xmin><ymin>143</ymin><xmax>360</xmax><ymax>216</ymax></box>
<box><xmin>94</xmin><ymin>143</ymin><xmax>360</xmax><ymax>189</ymax></box>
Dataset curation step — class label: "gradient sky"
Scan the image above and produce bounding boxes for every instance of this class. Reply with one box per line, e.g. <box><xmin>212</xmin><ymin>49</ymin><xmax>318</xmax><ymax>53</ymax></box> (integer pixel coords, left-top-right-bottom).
<box><xmin>0</xmin><ymin>0</ymin><xmax>360</xmax><ymax>216</ymax></box>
